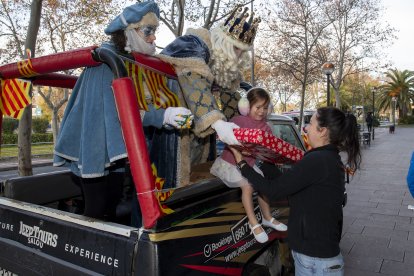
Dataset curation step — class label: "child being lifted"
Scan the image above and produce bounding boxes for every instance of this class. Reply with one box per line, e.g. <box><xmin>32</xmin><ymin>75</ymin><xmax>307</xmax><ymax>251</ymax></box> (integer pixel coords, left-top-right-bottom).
<box><xmin>211</xmin><ymin>87</ymin><xmax>287</xmax><ymax>243</ymax></box>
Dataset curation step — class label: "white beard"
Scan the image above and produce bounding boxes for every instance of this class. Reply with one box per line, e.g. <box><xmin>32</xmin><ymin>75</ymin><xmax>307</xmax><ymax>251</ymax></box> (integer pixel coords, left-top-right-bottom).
<box><xmin>210</xmin><ymin>52</ymin><xmax>243</xmax><ymax>90</ymax></box>
<box><xmin>124</xmin><ymin>29</ymin><xmax>156</xmax><ymax>55</ymax></box>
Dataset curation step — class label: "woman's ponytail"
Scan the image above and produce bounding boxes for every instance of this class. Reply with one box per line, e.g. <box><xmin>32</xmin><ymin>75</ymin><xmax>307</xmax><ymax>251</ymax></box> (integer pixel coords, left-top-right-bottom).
<box><xmin>316</xmin><ymin>107</ymin><xmax>361</xmax><ymax>172</ymax></box>
<box><xmin>341</xmin><ymin>113</ymin><xmax>361</xmax><ymax>171</ymax></box>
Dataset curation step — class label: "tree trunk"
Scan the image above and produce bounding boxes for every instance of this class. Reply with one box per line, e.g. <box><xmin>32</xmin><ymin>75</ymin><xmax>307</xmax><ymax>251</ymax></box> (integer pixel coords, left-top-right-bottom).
<box><xmin>298</xmin><ymin>82</ymin><xmax>306</xmax><ymax>132</ymax></box>
<box><xmin>18</xmin><ymin>107</ymin><xmax>32</xmax><ymax>175</ymax></box>
<box><xmin>18</xmin><ymin>0</ymin><xmax>42</xmax><ymax>176</ymax></box>
<box><xmin>334</xmin><ymin>86</ymin><xmax>341</xmax><ymax>109</ymax></box>
<box><xmin>52</xmin><ymin>108</ymin><xmax>59</xmax><ymax>144</ymax></box>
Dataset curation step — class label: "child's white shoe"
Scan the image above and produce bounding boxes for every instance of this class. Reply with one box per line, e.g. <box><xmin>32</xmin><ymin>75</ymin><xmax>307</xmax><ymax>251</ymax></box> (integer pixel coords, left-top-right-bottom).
<box><xmin>262</xmin><ymin>217</ymin><xmax>287</xmax><ymax>231</ymax></box>
<box><xmin>249</xmin><ymin>224</ymin><xmax>269</xmax><ymax>243</ymax></box>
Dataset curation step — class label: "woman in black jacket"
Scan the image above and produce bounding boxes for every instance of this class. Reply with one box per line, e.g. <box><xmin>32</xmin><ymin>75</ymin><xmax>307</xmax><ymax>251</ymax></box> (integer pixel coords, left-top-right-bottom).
<box><xmin>230</xmin><ymin>107</ymin><xmax>361</xmax><ymax>276</ymax></box>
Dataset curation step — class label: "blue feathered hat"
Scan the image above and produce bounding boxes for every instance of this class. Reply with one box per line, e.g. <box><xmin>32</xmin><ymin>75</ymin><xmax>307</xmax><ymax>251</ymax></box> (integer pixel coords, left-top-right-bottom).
<box><xmin>105</xmin><ymin>1</ymin><xmax>160</xmax><ymax>35</ymax></box>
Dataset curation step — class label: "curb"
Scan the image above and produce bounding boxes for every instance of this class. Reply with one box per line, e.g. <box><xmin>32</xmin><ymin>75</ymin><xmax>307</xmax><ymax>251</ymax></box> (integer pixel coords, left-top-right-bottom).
<box><xmin>0</xmin><ymin>160</ymin><xmax>53</xmax><ymax>172</ymax></box>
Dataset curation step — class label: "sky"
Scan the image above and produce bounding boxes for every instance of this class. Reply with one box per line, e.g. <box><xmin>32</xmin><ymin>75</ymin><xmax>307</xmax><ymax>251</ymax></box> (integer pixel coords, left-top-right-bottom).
<box><xmin>154</xmin><ymin>0</ymin><xmax>414</xmax><ymax>71</ymax></box>
<box><xmin>382</xmin><ymin>0</ymin><xmax>414</xmax><ymax>70</ymax></box>
<box><xmin>0</xmin><ymin>0</ymin><xmax>411</xmax><ymax>71</ymax></box>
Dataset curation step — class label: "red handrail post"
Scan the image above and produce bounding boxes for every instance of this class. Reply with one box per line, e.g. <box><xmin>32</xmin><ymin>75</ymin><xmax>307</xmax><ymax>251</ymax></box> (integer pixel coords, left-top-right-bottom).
<box><xmin>112</xmin><ymin>77</ymin><xmax>162</xmax><ymax>228</ymax></box>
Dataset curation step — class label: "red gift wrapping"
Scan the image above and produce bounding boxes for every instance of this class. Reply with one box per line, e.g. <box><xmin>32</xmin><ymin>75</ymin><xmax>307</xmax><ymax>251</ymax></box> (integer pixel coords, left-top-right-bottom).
<box><xmin>233</xmin><ymin>128</ymin><xmax>305</xmax><ymax>164</ymax></box>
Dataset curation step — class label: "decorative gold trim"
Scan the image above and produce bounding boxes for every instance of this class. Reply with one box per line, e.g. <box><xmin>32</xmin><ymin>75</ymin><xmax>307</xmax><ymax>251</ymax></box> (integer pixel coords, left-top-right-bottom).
<box><xmin>149</xmin><ymin>225</ymin><xmax>232</xmax><ymax>242</ymax></box>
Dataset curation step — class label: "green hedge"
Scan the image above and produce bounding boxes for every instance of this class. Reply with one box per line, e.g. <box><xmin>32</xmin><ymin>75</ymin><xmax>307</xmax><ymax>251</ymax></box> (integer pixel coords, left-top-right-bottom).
<box><xmin>2</xmin><ymin>118</ymin><xmax>19</xmax><ymax>134</ymax></box>
<box><xmin>1</xmin><ymin>133</ymin><xmax>53</xmax><ymax>144</ymax></box>
<box><xmin>32</xmin><ymin>117</ymin><xmax>49</xmax><ymax>133</ymax></box>
<box><xmin>32</xmin><ymin>133</ymin><xmax>53</xmax><ymax>143</ymax></box>
<box><xmin>1</xmin><ymin>133</ymin><xmax>18</xmax><ymax>144</ymax></box>
<box><xmin>399</xmin><ymin>115</ymin><xmax>414</xmax><ymax>125</ymax></box>
<box><xmin>373</xmin><ymin>118</ymin><xmax>380</xmax><ymax>127</ymax></box>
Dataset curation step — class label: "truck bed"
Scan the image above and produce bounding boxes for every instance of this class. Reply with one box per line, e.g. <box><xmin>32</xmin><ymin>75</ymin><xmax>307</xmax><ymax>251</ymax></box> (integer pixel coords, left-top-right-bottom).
<box><xmin>0</xmin><ymin>171</ymin><xmax>289</xmax><ymax>275</ymax></box>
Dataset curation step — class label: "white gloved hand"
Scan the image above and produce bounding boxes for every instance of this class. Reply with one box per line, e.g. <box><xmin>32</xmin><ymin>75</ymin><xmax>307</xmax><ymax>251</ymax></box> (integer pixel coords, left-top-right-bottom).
<box><xmin>211</xmin><ymin>119</ymin><xmax>241</xmax><ymax>145</ymax></box>
<box><xmin>163</xmin><ymin>107</ymin><xmax>193</xmax><ymax>129</ymax></box>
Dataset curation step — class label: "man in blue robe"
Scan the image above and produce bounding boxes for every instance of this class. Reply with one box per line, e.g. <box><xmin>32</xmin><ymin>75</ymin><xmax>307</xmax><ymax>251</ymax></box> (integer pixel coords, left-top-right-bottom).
<box><xmin>54</xmin><ymin>1</ymin><xmax>192</xmax><ymax>221</ymax></box>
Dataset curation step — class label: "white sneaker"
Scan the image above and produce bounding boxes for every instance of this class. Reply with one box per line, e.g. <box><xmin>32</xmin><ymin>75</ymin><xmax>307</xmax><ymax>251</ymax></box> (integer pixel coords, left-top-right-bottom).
<box><xmin>249</xmin><ymin>224</ymin><xmax>269</xmax><ymax>243</ymax></box>
<box><xmin>262</xmin><ymin>217</ymin><xmax>288</xmax><ymax>231</ymax></box>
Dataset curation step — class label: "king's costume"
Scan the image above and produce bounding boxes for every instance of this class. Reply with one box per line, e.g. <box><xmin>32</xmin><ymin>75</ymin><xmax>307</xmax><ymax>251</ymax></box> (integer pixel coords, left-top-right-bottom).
<box><xmin>152</xmin><ymin>6</ymin><xmax>261</xmax><ymax>187</ymax></box>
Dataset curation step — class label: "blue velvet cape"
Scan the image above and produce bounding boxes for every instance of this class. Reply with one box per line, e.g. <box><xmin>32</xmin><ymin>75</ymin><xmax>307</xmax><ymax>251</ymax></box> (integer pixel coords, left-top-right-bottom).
<box><xmin>54</xmin><ymin>42</ymin><xmax>164</xmax><ymax>178</ymax></box>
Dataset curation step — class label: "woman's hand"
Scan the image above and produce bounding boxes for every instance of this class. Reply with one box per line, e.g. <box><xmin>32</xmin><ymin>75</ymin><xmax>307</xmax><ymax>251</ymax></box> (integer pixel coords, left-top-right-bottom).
<box><xmin>241</xmin><ymin>150</ymin><xmax>251</xmax><ymax>156</ymax></box>
<box><xmin>229</xmin><ymin>146</ymin><xmax>243</xmax><ymax>163</ymax></box>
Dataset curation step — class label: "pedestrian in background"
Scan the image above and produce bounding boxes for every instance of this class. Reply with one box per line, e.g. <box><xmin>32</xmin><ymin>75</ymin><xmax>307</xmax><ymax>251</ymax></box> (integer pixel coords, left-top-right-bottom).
<box><xmin>366</xmin><ymin>112</ymin><xmax>373</xmax><ymax>132</ymax></box>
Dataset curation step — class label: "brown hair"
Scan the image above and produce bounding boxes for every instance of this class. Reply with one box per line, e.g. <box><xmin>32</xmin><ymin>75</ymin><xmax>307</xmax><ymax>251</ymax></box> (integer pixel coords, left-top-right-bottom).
<box><xmin>246</xmin><ymin>87</ymin><xmax>270</xmax><ymax>107</ymax></box>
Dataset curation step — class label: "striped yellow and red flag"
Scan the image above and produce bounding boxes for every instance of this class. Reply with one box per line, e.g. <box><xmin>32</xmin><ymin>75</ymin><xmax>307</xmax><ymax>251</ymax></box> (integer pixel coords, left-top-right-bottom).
<box><xmin>143</xmin><ymin>68</ymin><xmax>180</xmax><ymax>109</ymax></box>
<box><xmin>0</xmin><ymin>79</ymin><xmax>31</xmax><ymax>119</ymax></box>
<box><xmin>17</xmin><ymin>50</ymin><xmax>37</xmax><ymax>78</ymax></box>
<box><xmin>125</xmin><ymin>60</ymin><xmax>149</xmax><ymax>111</ymax></box>
<box><xmin>151</xmin><ymin>163</ymin><xmax>174</xmax><ymax>215</ymax></box>
<box><xmin>125</xmin><ymin>60</ymin><xmax>180</xmax><ymax>111</ymax></box>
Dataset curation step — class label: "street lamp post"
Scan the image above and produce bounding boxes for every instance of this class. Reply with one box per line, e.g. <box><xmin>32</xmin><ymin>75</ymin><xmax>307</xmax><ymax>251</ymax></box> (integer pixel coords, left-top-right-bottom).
<box><xmin>322</xmin><ymin>62</ymin><xmax>335</xmax><ymax>106</ymax></box>
<box><xmin>371</xmin><ymin>87</ymin><xmax>377</xmax><ymax>140</ymax></box>
<box><xmin>392</xmin><ymin>96</ymin><xmax>397</xmax><ymax>128</ymax></box>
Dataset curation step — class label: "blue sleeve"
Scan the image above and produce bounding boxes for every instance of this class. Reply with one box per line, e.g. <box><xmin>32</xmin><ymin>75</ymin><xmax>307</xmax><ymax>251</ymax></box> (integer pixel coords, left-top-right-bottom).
<box><xmin>143</xmin><ymin>105</ymin><xmax>165</xmax><ymax>129</ymax></box>
<box><xmin>160</xmin><ymin>34</ymin><xmax>210</xmax><ymax>63</ymax></box>
<box><xmin>407</xmin><ymin>152</ymin><xmax>414</xmax><ymax>198</ymax></box>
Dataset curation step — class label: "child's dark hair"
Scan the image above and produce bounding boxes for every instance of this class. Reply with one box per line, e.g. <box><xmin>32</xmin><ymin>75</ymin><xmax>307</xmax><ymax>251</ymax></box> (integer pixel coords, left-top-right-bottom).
<box><xmin>316</xmin><ymin>107</ymin><xmax>361</xmax><ymax>171</ymax></box>
<box><xmin>247</xmin><ymin>87</ymin><xmax>270</xmax><ymax>106</ymax></box>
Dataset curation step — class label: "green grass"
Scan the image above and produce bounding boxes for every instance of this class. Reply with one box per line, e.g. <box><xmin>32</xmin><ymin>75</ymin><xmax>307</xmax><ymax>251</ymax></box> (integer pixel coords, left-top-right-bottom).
<box><xmin>0</xmin><ymin>143</ymin><xmax>54</xmax><ymax>158</ymax></box>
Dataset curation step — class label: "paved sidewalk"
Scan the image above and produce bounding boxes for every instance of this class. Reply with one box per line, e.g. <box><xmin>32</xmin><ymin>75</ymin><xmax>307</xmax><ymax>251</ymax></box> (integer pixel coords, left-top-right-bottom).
<box><xmin>1</xmin><ymin>126</ymin><xmax>413</xmax><ymax>275</ymax></box>
<box><xmin>0</xmin><ymin>157</ymin><xmax>52</xmax><ymax>171</ymax></box>
<box><xmin>341</xmin><ymin>126</ymin><xmax>414</xmax><ymax>275</ymax></box>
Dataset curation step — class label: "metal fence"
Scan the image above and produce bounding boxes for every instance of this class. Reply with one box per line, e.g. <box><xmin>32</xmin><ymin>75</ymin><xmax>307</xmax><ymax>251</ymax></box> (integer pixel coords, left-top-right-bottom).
<box><xmin>0</xmin><ymin>142</ymin><xmax>54</xmax><ymax>159</ymax></box>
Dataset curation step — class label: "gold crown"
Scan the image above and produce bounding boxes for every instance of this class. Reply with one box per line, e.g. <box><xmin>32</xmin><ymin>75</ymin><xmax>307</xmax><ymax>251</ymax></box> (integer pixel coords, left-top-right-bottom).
<box><xmin>221</xmin><ymin>5</ymin><xmax>261</xmax><ymax>46</ymax></box>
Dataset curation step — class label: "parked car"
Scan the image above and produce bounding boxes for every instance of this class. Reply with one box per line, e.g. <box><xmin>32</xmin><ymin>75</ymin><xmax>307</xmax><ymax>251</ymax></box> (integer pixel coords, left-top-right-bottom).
<box><xmin>379</xmin><ymin>119</ymin><xmax>392</xmax><ymax>127</ymax></box>
<box><xmin>281</xmin><ymin>110</ymin><xmax>314</xmax><ymax>133</ymax></box>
